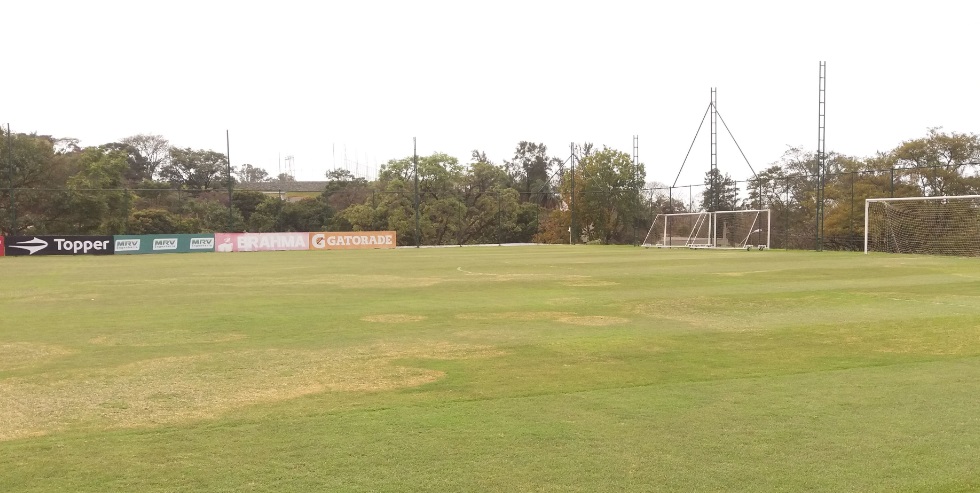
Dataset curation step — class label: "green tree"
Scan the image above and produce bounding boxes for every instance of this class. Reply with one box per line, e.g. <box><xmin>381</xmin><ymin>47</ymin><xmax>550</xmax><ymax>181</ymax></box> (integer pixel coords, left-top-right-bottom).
<box><xmin>576</xmin><ymin>146</ymin><xmax>646</xmax><ymax>244</ymax></box>
<box><xmin>503</xmin><ymin>142</ymin><xmax>562</xmax><ymax>204</ymax></box>
<box><xmin>232</xmin><ymin>190</ymin><xmax>271</xmax><ymax>224</ymax></box>
<box><xmin>128</xmin><ymin>209</ymin><xmax>184</xmax><ymax>234</ymax></box>
<box><xmin>236</xmin><ymin>164</ymin><xmax>270</xmax><ymax>183</ymax></box>
<box><xmin>59</xmin><ymin>147</ymin><xmax>132</xmax><ymax>234</ymax></box>
<box><xmin>700</xmin><ymin>168</ymin><xmax>738</xmax><ymax>212</ymax></box>
<box><xmin>323</xmin><ymin>169</ymin><xmax>370</xmax><ymax>230</ymax></box>
<box><xmin>887</xmin><ymin>128</ymin><xmax>980</xmax><ymax>196</ymax></box>
<box><xmin>120</xmin><ymin>134</ymin><xmax>170</xmax><ymax>180</ymax></box>
<box><xmin>161</xmin><ymin>147</ymin><xmax>231</xmax><ymax>190</ymax></box>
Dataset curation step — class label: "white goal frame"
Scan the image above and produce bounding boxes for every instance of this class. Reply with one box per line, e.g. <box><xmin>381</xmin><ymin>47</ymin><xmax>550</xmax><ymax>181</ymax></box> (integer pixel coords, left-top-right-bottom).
<box><xmin>864</xmin><ymin>194</ymin><xmax>980</xmax><ymax>255</ymax></box>
<box><xmin>643</xmin><ymin>209</ymin><xmax>770</xmax><ymax>250</ymax></box>
<box><xmin>643</xmin><ymin>211</ymin><xmax>713</xmax><ymax>248</ymax></box>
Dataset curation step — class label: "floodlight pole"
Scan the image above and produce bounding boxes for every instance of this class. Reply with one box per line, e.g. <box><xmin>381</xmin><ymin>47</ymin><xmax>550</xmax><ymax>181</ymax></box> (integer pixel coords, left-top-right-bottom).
<box><xmin>6</xmin><ymin>123</ymin><xmax>15</xmax><ymax>235</ymax></box>
<box><xmin>710</xmin><ymin>88</ymin><xmax>718</xmax><ymax>212</ymax></box>
<box><xmin>816</xmin><ymin>61</ymin><xmax>827</xmax><ymax>251</ymax></box>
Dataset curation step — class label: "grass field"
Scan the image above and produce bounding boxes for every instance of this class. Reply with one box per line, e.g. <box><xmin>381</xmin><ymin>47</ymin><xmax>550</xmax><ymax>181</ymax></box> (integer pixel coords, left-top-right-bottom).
<box><xmin>1</xmin><ymin>246</ymin><xmax>979</xmax><ymax>492</ymax></box>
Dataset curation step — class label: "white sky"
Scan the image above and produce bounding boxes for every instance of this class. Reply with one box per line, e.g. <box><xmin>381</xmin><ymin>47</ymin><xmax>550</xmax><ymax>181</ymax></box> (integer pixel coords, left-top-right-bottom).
<box><xmin>5</xmin><ymin>0</ymin><xmax>978</xmax><ymax>187</ymax></box>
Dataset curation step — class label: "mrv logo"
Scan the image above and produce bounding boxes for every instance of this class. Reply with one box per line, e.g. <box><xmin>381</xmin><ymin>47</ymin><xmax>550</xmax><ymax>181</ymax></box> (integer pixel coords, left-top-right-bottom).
<box><xmin>189</xmin><ymin>237</ymin><xmax>214</xmax><ymax>250</ymax></box>
<box><xmin>152</xmin><ymin>238</ymin><xmax>178</xmax><ymax>250</ymax></box>
<box><xmin>115</xmin><ymin>239</ymin><xmax>141</xmax><ymax>252</ymax></box>
<box><xmin>6</xmin><ymin>236</ymin><xmax>114</xmax><ymax>256</ymax></box>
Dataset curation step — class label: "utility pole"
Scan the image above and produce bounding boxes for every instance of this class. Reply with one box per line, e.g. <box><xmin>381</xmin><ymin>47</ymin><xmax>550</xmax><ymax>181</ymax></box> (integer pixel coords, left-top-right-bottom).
<box><xmin>570</xmin><ymin>142</ymin><xmax>576</xmax><ymax>245</ymax></box>
<box><xmin>6</xmin><ymin>123</ymin><xmax>15</xmax><ymax>236</ymax></box>
<box><xmin>226</xmin><ymin>130</ymin><xmax>234</xmax><ymax>231</ymax></box>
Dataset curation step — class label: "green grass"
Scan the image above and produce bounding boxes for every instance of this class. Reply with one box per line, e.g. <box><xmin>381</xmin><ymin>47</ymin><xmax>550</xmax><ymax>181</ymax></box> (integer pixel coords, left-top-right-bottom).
<box><xmin>1</xmin><ymin>246</ymin><xmax>979</xmax><ymax>492</ymax></box>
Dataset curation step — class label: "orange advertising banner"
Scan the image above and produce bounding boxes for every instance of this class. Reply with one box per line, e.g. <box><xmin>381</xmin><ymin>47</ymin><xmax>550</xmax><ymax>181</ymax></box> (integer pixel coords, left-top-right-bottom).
<box><xmin>309</xmin><ymin>231</ymin><xmax>396</xmax><ymax>250</ymax></box>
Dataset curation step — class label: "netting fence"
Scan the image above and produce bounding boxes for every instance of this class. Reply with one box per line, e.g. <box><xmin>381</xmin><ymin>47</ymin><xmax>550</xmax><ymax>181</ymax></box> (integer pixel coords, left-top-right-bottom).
<box><xmin>3</xmin><ymin>163</ymin><xmax>979</xmax><ymax>249</ymax></box>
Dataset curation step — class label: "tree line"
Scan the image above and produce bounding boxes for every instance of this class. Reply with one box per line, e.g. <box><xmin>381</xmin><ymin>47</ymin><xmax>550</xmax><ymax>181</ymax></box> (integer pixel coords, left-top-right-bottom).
<box><xmin>1</xmin><ymin>128</ymin><xmax>978</xmax><ymax>247</ymax></box>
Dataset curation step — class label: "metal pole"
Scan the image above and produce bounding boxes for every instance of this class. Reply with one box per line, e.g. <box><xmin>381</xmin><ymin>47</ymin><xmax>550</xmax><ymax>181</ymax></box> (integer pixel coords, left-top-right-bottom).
<box><xmin>569</xmin><ymin>142</ymin><xmax>575</xmax><ymax>245</ymax></box>
<box><xmin>226</xmin><ymin>130</ymin><xmax>233</xmax><ymax>231</ymax></box>
<box><xmin>413</xmin><ymin>138</ymin><xmax>420</xmax><ymax>248</ymax></box>
<box><xmin>710</xmin><ymin>88</ymin><xmax>718</xmax><ymax>212</ymax></box>
<box><xmin>850</xmin><ymin>171</ymin><xmax>855</xmax><ymax>244</ymax></box>
<box><xmin>864</xmin><ymin>198</ymin><xmax>870</xmax><ymax>254</ymax></box>
<box><xmin>497</xmin><ymin>192</ymin><xmax>502</xmax><ymax>245</ymax></box>
<box><xmin>6</xmin><ymin>123</ymin><xmax>15</xmax><ymax>235</ymax></box>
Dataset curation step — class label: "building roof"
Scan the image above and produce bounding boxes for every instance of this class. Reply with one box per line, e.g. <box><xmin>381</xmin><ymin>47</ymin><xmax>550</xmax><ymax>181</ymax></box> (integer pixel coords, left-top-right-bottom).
<box><xmin>236</xmin><ymin>180</ymin><xmax>329</xmax><ymax>193</ymax></box>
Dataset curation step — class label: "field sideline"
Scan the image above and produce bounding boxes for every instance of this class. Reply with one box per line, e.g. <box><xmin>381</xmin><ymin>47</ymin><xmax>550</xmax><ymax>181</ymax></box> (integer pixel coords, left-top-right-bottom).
<box><xmin>1</xmin><ymin>246</ymin><xmax>979</xmax><ymax>492</ymax></box>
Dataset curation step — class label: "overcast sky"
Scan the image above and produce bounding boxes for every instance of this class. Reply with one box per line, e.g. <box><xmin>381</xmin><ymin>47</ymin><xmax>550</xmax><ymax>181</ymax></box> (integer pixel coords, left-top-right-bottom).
<box><xmin>5</xmin><ymin>0</ymin><xmax>977</xmax><ymax>187</ymax></box>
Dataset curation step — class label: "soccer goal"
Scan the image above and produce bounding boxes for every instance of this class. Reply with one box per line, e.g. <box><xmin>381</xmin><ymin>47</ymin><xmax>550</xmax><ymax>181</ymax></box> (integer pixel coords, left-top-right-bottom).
<box><xmin>865</xmin><ymin>195</ymin><xmax>980</xmax><ymax>256</ymax></box>
<box><xmin>642</xmin><ymin>209</ymin><xmax>770</xmax><ymax>249</ymax></box>
<box><xmin>643</xmin><ymin>212</ymin><xmax>713</xmax><ymax>248</ymax></box>
<box><xmin>711</xmin><ymin>209</ymin><xmax>771</xmax><ymax>250</ymax></box>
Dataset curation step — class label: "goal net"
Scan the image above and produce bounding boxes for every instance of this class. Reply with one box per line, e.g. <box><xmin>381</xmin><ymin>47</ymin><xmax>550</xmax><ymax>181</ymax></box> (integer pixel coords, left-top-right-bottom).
<box><xmin>865</xmin><ymin>195</ymin><xmax>980</xmax><ymax>256</ymax></box>
<box><xmin>642</xmin><ymin>209</ymin><xmax>770</xmax><ymax>249</ymax></box>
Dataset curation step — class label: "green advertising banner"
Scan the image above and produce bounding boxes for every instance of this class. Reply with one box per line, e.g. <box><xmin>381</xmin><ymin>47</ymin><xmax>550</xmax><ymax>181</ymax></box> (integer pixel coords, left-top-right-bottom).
<box><xmin>113</xmin><ymin>234</ymin><xmax>215</xmax><ymax>255</ymax></box>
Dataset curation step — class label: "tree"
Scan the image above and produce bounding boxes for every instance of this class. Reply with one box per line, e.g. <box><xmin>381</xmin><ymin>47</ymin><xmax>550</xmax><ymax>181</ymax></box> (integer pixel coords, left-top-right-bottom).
<box><xmin>323</xmin><ymin>169</ymin><xmax>370</xmax><ymax>227</ymax></box>
<box><xmin>503</xmin><ymin>142</ymin><xmax>562</xmax><ymax>204</ymax></box>
<box><xmin>232</xmin><ymin>190</ymin><xmax>271</xmax><ymax>224</ymax></box>
<box><xmin>701</xmin><ymin>168</ymin><xmax>737</xmax><ymax>212</ymax></box>
<box><xmin>887</xmin><ymin>128</ymin><xmax>980</xmax><ymax>196</ymax></box>
<box><xmin>59</xmin><ymin>147</ymin><xmax>132</xmax><ymax>234</ymax></box>
<box><xmin>99</xmin><ymin>142</ymin><xmax>150</xmax><ymax>184</ymax></box>
<box><xmin>540</xmin><ymin>146</ymin><xmax>645</xmax><ymax>244</ymax></box>
<box><xmin>236</xmin><ymin>163</ymin><xmax>270</xmax><ymax>183</ymax></box>
<box><xmin>160</xmin><ymin>147</ymin><xmax>231</xmax><ymax>190</ymax></box>
<box><xmin>128</xmin><ymin>209</ymin><xmax>184</xmax><ymax>234</ymax></box>
<box><xmin>0</xmin><ymin>131</ymin><xmax>84</xmax><ymax>234</ymax></box>
<box><xmin>120</xmin><ymin>134</ymin><xmax>170</xmax><ymax>180</ymax></box>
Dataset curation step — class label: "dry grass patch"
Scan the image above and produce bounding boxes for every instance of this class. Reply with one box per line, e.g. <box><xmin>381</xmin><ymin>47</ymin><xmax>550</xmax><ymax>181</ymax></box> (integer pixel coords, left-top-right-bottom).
<box><xmin>456</xmin><ymin>312</ymin><xmax>574</xmax><ymax>322</ymax></box>
<box><xmin>561</xmin><ymin>280</ymin><xmax>619</xmax><ymax>287</ymax></box>
<box><xmin>556</xmin><ymin>316</ymin><xmax>630</xmax><ymax>326</ymax></box>
<box><xmin>546</xmin><ymin>297</ymin><xmax>585</xmax><ymax>306</ymax></box>
<box><xmin>361</xmin><ymin>314</ymin><xmax>428</xmax><ymax>323</ymax></box>
<box><xmin>0</xmin><ymin>341</ymin><xmax>503</xmax><ymax>441</ymax></box>
<box><xmin>88</xmin><ymin>330</ymin><xmax>247</xmax><ymax>347</ymax></box>
<box><xmin>0</xmin><ymin>342</ymin><xmax>74</xmax><ymax>371</ymax></box>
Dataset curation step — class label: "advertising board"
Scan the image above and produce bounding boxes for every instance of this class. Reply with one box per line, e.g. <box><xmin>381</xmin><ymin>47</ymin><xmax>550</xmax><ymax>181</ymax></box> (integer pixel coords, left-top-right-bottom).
<box><xmin>4</xmin><ymin>236</ymin><xmax>115</xmax><ymax>256</ymax></box>
<box><xmin>309</xmin><ymin>231</ymin><xmax>397</xmax><ymax>250</ymax></box>
<box><xmin>0</xmin><ymin>236</ymin><xmax>4</xmax><ymax>257</ymax></box>
<box><xmin>113</xmin><ymin>234</ymin><xmax>216</xmax><ymax>254</ymax></box>
<box><xmin>214</xmin><ymin>232</ymin><xmax>310</xmax><ymax>252</ymax></box>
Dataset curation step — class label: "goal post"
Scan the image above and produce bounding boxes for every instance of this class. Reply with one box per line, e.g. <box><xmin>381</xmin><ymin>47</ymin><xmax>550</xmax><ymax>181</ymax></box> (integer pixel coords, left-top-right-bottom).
<box><xmin>642</xmin><ymin>209</ymin><xmax>770</xmax><ymax>249</ymax></box>
<box><xmin>865</xmin><ymin>195</ymin><xmax>980</xmax><ymax>256</ymax></box>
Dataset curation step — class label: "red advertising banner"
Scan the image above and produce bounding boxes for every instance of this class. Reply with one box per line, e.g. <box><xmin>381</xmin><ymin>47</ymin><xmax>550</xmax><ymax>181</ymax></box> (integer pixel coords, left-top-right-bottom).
<box><xmin>309</xmin><ymin>231</ymin><xmax>397</xmax><ymax>250</ymax></box>
<box><xmin>214</xmin><ymin>232</ymin><xmax>310</xmax><ymax>252</ymax></box>
<box><xmin>0</xmin><ymin>236</ymin><xmax>5</xmax><ymax>257</ymax></box>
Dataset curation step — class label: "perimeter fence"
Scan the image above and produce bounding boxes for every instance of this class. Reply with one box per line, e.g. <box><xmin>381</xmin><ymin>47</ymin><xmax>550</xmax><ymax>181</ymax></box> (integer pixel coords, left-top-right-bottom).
<box><xmin>3</xmin><ymin>163</ymin><xmax>978</xmax><ymax>250</ymax></box>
